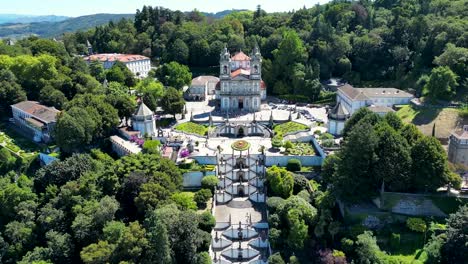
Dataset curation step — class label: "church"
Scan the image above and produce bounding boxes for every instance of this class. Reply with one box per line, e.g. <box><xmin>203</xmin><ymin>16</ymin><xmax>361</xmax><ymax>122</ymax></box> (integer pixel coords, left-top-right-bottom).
<box><xmin>216</xmin><ymin>46</ymin><xmax>266</xmax><ymax>112</ymax></box>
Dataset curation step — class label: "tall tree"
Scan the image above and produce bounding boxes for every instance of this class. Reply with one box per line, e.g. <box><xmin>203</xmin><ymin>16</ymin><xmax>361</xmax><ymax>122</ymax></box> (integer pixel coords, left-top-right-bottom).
<box><xmin>160</xmin><ymin>87</ymin><xmax>184</xmax><ymax>118</ymax></box>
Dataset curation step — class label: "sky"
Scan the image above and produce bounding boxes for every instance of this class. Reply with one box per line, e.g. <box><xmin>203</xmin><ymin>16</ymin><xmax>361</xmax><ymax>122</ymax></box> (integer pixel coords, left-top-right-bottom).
<box><xmin>0</xmin><ymin>0</ymin><xmax>330</xmax><ymax>17</ymax></box>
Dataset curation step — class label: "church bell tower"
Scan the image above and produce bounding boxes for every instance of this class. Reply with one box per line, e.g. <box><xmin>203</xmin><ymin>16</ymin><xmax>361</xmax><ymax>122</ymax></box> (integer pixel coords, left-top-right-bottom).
<box><xmin>250</xmin><ymin>45</ymin><xmax>262</xmax><ymax>80</ymax></box>
<box><xmin>220</xmin><ymin>45</ymin><xmax>231</xmax><ymax>80</ymax></box>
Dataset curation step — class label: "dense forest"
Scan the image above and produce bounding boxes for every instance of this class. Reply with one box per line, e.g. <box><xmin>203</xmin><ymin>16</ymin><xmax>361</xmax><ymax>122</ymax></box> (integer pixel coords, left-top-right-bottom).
<box><xmin>61</xmin><ymin>0</ymin><xmax>468</xmax><ymax>102</ymax></box>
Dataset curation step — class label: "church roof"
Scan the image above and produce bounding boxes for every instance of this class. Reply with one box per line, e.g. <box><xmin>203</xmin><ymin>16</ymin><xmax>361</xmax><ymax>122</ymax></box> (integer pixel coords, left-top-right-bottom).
<box><xmin>231</xmin><ymin>51</ymin><xmax>250</xmax><ymax>61</ymax></box>
<box><xmin>135</xmin><ymin>102</ymin><xmax>153</xmax><ymax>116</ymax></box>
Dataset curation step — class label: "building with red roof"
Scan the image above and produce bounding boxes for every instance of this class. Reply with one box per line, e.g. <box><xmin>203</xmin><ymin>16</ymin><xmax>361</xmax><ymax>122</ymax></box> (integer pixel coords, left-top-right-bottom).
<box><xmin>83</xmin><ymin>53</ymin><xmax>151</xmax><ymax>78</ymax></box>
<box><xmin>216</xmin><ymin>46</ymin><xmax>266</xmax><ymax>112</ymax></box>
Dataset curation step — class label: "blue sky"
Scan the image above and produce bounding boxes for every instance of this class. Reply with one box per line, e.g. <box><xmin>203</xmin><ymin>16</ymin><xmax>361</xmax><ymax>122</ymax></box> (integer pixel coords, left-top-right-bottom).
<box><xmin>1</xmin><ymin>0</ymin><xmax>330</xmax><ymax>17</ymax></box>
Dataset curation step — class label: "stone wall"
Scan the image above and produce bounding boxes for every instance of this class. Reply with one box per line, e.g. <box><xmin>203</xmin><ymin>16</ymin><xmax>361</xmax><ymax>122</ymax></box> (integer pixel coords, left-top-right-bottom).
<box><xmin>192</xmin><ymin>155</ymin><xmax>217</xmax><ymax>165</ymax></box>
<box><xmin>376</xmin><ymin>192</ymin><xmax>468</xmax><ymax>217</ymax></box>
<box><xmin>183</xmin><ymin>171</ymin><xmax>216</xmax><ymax>187</ymax></box>
<box><xmin>265</xmin><ymin>155</ymin><xmax>323</xmax><ymax>167</ymax></box>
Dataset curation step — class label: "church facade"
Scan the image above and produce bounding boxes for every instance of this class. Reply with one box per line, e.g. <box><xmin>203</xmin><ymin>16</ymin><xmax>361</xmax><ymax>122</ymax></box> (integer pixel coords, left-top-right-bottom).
<box><xmin>216</xmin><ymin>46</ymin><xmax>266</xmax><ymax>112</ymax></box>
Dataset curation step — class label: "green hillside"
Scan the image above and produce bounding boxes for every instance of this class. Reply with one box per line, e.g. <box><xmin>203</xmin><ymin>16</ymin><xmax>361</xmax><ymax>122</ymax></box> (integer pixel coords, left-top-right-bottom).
<box><xmin>0</xmin><ymin>13</ymin><xmax>134</xmax><ymax>38</ymax></box>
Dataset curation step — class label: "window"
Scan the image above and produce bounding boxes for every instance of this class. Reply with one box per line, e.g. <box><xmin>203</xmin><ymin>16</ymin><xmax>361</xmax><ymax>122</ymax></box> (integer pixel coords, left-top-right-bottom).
<box><xmin>223</xmin><ymin>65</ymin><xmax>227</xmax><ymax>74</ymax></box>
<box><xmin>254</xmin><ymin>65</ymin><xmax>258</xmax><ymax>73</ymax></box>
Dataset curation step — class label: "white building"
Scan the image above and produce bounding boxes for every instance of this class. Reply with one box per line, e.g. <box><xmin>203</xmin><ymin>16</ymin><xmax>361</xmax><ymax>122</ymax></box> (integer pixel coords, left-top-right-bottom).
<box><xmin>11</xmin><ymin>101</ymin><xmax>60</xmax><ymax>143</ymax></box>
<box><xmin>132</xmin><ymin>102</ymin><xmax>156</xmax><ymax>137</ymax></box>
<box><xmin>337</xmin><ymin>84</ymin><xmax>413</xmax><ymax>115</ymax></box>
<box><xmin>84</xmin><ymin>53</ymin><xmax>151</xmax><ymax>78</ymax></box>
<box><xmin>185</xmin><ymin>76</ymin><xmax>220</xmax><ymax>101</ymax></box>
<box><xmin>216</xmin><ymin>46</ymin><xmax>266</xmax><ymax>112</ymax></box>
<box><xmin>328</xmin><ymin>84</ymin><xmax>413</xmax><ymax>136</ymax></box>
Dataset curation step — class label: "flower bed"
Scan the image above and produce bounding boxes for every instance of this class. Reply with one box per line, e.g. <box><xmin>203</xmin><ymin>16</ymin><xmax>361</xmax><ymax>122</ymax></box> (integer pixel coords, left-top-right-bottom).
<box><xmin>174</xmin><ymin>122</ymin><xmax>208</xmax><ymax>136</ymax></box>
<box><xmin>231</xmin><ymin>140</ymin><xmax>251</xmax><ymax>151</ymax></box>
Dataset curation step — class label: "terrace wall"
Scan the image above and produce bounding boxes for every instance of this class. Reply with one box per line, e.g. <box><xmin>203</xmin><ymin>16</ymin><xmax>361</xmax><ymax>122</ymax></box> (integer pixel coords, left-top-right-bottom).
<box><xmin>265</xmin><ymin>155</ymin><xmax>323</xmax><ymax>167</ymax></box>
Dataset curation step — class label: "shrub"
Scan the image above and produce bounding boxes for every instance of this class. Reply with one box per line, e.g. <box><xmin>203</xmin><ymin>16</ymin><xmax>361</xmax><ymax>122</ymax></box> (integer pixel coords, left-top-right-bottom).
<box><xmin>319</xmin><ymin>133</ymin><xmax>334</xmax><ymax>140</ymax></box>
<box><xmin>283</xmin><ymin>140</ymin><xmax>294</xmax><ymax>150</ymax></box>
<box><xmin>269</xmin><ymin>228</ymin><xmax>282</xmax><ymax>249</ymax></box>
<box><xmin>293</xmin><ymin>174</ymin><xmax>309</xmax><ymax>194</ymax></box>
<box><xmin>406</xmin><ymin>218</ymin><xmax>427</xmax><ymax>233</ymax></box>
<box><xmin>201</xmin><ymin>175</ymin><xmax>219</xmax><ymax>193</ymax></box>
<box><xmin>198</xmin><ymin>211</ymin><xmax>215</xmax><ymax>232</ymax></box>
<box><xmin>286</xmin><ymin>159</ymin><xmax>302</xmax><ymax>172</ymax></box>
<box><xmin>348</xmin><ymin>225</ymin><xmax>367</xmax><ymax>239</ymax></box>
<box><xmin>268</xmin><ymin>213</ymin><xmax>281</xmax><ymax>228</ymax></box>
<box><xmin>341</xmin><ymin>237</ymin><xmax>355</xmax><ymax>254</ymax></box>
<box><xmin>268</xmin><ymin>252</ymin><xmax>285</xmax><ymax>264</ymax></box>
<box><xmin>194</xmin><ymin>189</ymin><xmax>212</xmax><ymax>206</ymax></box>
<box><xmin>389</xmin><ymin>233</ymin><xmax>400</xmax><ymax>250</ymax></box>
<box><xmin>194</xmin><ymin>252</ymin><xmax>211</xmax><ymax>264</ymax></box>
<box><xmin>142</xmin><ymin>140</ymin><xmax>161</xmax><ymax>154</ymax></box>
<box><xmin>171</xmin><ymin>192</ymin><xmax>197</xmax><ymax>210</ymax></box>
<box><xmin>196</xmin><ymin>230</ymin><xmax>212</xmax><ymax>251</ymax></box>
<box><xmin>314</xmin><ymin>130</ymin><xmax>322</xmax><ymax>135</ymax></box>
<box><xmin>266</xmin><ymin>197</ymin><xmax>285</xmax><ymax>213</ymax></box>
<box><xmin>271</xmin><ymin>136</ymin><xmax>283</xmax><ymax>149</ymax></box>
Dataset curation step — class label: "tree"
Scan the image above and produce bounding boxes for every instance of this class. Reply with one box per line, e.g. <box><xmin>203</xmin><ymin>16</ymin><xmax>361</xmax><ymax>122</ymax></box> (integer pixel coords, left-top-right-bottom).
<box><xmin>198</xmin><ymin>211</ymin><xmax>215</xmax><ymax>233</ymax></box>
<box><xmin>411</xmin><ymin>136</ymin><xmax>450</xmax><ymax>192</ymax></box>
<box><xmin>201</xmin><ymin>175</ymin><xmax>219</xmax><ymax>193</ymax></box>
<box><xmin>286</xmin><ymin>209</ymin><xmax>308</xmax><ymax>250</ymax></box>
<box><xmin>160</xmin><ymin>87</ymin><xmax>184</xmax><ymax>118</ymax></box>
<box><xmin>145</xmin><ymin>216</ymin><xmax>172</xmax><ymax>264</ymax></box>
<box><xmin>374</xmin><ymin>123</ymin><xmax>412</xmax><ymax>192</ymax></box>
<box><xmin>166</xmin><ymin>39</ymin><xmax>189</xmax><ymax>64</ymax></box>
<box><xmin>424</xmin><ymin>66</ymin><xmax>458</xmax><ymax>101</ymax></box>
<box><xmin>171</xmin><ymin>192</ymin><xmax>197</xmax><ymax>210</ymax></box>
<box><xmin>342</xmin><ymin>107</ymin><xmax>374</xmax><ymax>137</ymax></box>
<box><xmin>80</xmin><ymin>240</ymin><xmax>115</xmax><ymax>264</ymax></box>
<box><xmin>266</xmin><ymin>166</ymin><xmax>294</xmax><ymax>198</ymax></box>
<box><xmin>268</xmin><ymin>252</ymin><xmax>286</xmax><ymax>264</ymax></box>
<box><xmin>45</xmin><ymin>231</ymin><xmax>73</xmax><ymax>263</ymax></box>
<box><xmin>355</xmin><ymin>231</ymin><xmax>382</xmax><ymax>264</ymax></box>
<box><xmin>142</xmin><ymin>140</ymin><xmax>161</xmax><ymax>154</ymax></box>
<box><xmin>440</xmin><ymin>205</ymin><xmax>468</xmax><ymax>263</ymax></box>
<box><xmin>400</xmin><ymin>123</ymin><xmax>424</xmax><ymax>147</ymax></box>
<box><xmin>406</xmin><ymin>218</ymin><xmax>427</xmax><ymax>233</ymax></box>
<box><xmin>383</xmin><ymin>112</ymin><xmax>403</xmax><ymax>131</ymax></box>
<box><xmin>89</xmin><ymin>61</ymin><xmax>106</xmax><ymax>82</ymax></box>
<box><xmin>39</xmin><ymin>85</ymin><xmax>67</xmax><ymax>109</ymax></box>
<box><xmin>0</xmin><ymin>78</ymin><xmax>27</xmax><ymax>116</ymax></box>
<box><xmin>194</xmin><ymin>189</ymin><xmax>212</xmax><ymax>206</ymax></box>
<box><xmin>332</xmin><ymin>122</ymin><xmax>378</xmax><ymax>201</ymax></box>
<box><xmin>155</xmin><ymin>62</ymin><xmax>192</xmax><ymax>89</ymax></box>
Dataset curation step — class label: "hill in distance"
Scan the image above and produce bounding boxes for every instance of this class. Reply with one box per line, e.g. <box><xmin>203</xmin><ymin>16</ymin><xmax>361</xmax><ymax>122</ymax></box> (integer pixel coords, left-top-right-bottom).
<box><xmin>0</xmin><ymin>14</ymin><xmax>69</xmax><ymax>24</ymax></box>
<box><xmin>0</xmin><ymin>13</ymin><xmax>134</xmax><ymax>39</ymax></box>
<box><xmin>201</xmin><ymin>9</ymin><xmax>249</xmax><ymax>18</ymax></box>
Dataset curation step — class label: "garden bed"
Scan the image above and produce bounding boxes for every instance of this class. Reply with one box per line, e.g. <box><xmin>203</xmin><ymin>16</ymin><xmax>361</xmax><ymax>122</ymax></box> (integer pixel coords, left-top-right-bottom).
<box><xmin>174</xmin><ymin>122</ymin><xmax>208</xmax><ymax>136</ymax></box>
<box><xmin>273</xmin><ymin>122</ymin><xmax>309</xmax><ymax>136</ymax></box>
<box><xmin>284</xmin><ymin>142</ymin><xmax>319</xmax><ymax>156</ymax></box>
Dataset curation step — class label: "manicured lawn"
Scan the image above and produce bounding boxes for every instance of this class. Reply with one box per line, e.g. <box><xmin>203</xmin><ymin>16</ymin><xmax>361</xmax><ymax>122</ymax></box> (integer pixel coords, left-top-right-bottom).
<box><xmin>376</xmin><ymin>224</ymin><xmax>428</xmax><ymax>262</ymax></box>
<box><xmin>175</xmin><ymin>122</ymin><xmax>208</xmax><ymax>136</ymax></box>
<box><xmin>273</xmin><ymin>121</ymin><xmax>309</xmax><ymax>136</ymax></box>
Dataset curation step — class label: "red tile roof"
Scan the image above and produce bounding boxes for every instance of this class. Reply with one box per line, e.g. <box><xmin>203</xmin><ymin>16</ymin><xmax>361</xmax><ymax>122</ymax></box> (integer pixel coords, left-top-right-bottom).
<box><xmin>12</xmin><ymin>101</ymin><xmax>60</xmax><ymax>123</ymax></box>
<box><xmin>231</xmin><ymin>51</ymin><xmax>250</xmax><ymax>61</ymax></box>
<box><xmin>84</xmin><ymin>53</ymin><xmax>149</xmax><ymax>63</ymax></box>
